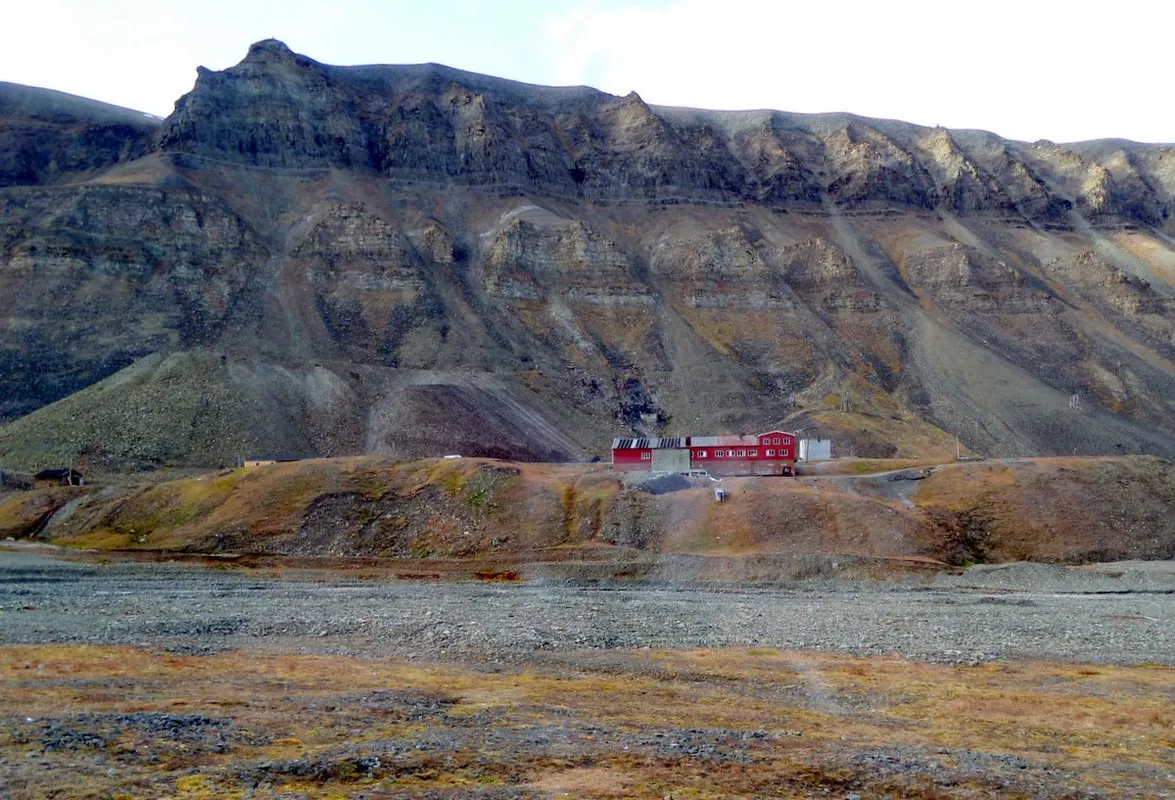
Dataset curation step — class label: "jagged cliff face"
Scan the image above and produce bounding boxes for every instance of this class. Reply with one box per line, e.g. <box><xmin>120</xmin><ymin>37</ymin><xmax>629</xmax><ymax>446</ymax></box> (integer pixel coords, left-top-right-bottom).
<box><xmin>2</xmin><ymin>40</ymin><xmax>1175</xmax><ymax>468</ymax></box>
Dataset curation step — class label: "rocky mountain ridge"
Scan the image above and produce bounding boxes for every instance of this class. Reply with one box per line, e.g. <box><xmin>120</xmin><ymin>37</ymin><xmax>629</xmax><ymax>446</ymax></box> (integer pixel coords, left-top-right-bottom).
<box><xmin>2</xmin><ymin>40</ymin><xmax>1175</xmax><ymax>468</ymax></box>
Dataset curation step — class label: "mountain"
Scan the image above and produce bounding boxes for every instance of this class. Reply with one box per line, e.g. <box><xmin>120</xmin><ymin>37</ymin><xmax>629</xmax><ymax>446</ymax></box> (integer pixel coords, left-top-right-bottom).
<box><xmin>2</xmin><ymin>39</ymin><xmax>1175</xmax><ymax>469</ymax></box>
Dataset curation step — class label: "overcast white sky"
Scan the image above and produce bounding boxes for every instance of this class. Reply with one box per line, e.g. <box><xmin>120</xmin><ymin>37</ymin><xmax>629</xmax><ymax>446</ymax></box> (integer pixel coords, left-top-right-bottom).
<box><xmin>1</xmin><ymin>0</ymin><xmax>1170</xmax><ymax>144</ymax></box>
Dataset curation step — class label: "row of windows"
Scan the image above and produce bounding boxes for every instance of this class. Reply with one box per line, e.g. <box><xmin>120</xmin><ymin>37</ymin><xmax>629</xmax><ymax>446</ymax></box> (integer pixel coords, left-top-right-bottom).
<box><xmin>761</xmin><ymin>437</ymin><xmax>791</xmax><ymax>445</ymax></box>
<box><xmin>637</xmin><ymin>448</ymin><xmax>791</xmax><ymax>460</ymax></box>
<box><xmin>696</xmin><ymin>448</ymin><xmax>787</xmax><ymax>458</ymax></box>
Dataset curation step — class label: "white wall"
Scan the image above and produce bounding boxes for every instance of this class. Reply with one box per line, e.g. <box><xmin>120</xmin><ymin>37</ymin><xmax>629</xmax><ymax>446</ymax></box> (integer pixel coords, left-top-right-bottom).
<box><xmin>799</xmin><ymin>439</ymin><xmax>831</xmax><ymax>461</ymax></box>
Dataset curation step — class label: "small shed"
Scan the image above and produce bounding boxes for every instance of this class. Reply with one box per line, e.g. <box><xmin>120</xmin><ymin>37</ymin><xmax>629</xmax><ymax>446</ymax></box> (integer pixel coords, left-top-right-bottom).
<box><xmin>34</xmin><ymin>468</ymin><xmax>85</xmax><ymax>486</ymax></box>
<box><xmin>243</xmin><ymin>454</ymin><xmax>310</xmax><ymax>468</ymax></box>
<box><xmin>799</xmin><ymin>438</ymin><xmax>832</xmax><ymax>461</ymax></box>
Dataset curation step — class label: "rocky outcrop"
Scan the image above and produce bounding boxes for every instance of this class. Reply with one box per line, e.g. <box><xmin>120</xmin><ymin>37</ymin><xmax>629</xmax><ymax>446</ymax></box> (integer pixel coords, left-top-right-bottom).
<box><xmin>728</xmin><ymin>121</ymin><xmax>823</xmax><ymax>205</ymax></box>
<box><xmin>823</xmin><ymin>125</ymin><xmax>939</xmax><ymax>210</ymax></box>
<box><xmin>652</xmin><ymin>226</ymin><xmax>788</xmax><ymax>309</ymax></box>
<box><xmin>1078</xmin><ymin>154</ymin><xmax>1168</xmax><ymax>225</ymax></box>
<box><xmin>481</xmin><ymin>215</ymin><xmax>649</xmax><ymax>304</ymax></box>
<box><xmin>903</xmin><ymin>244</ymin><xmax>1053</xmax><ymax>314</ymax></box>
<box><xmin>1049</xmin><ymin>251</ymin><xmax>1168</xmax><ymax>316</ymax></box>
<box><xmin>775</xmin><ymin>238</ymin><xmax>883</xmax><ymax>313</ymax></box>
<box><xmin>156</xmin><ymin>40</ymin><xmax>368</xmax><ymax>170</ymax></box>
<box><xmin>914</xmin><ymin>129</ymin><xmax>1004</xmax><ymax>215</ymax></box>
<box><xmin>291</xmin><ymin>202</ymin><xmax>440</xmax><ymax>363</ymax></box>
<box><xmin>945</xmin><ymin>135</ymin><xmax>1073</xmax><ymax>223</ymax></box>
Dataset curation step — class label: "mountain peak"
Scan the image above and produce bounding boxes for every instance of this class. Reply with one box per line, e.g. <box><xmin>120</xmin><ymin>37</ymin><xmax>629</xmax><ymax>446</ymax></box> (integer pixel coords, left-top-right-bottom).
<box><xmin>245</xmin><ymin>38</ymin><xmax>296</xmax><ymax>59</ymax></box>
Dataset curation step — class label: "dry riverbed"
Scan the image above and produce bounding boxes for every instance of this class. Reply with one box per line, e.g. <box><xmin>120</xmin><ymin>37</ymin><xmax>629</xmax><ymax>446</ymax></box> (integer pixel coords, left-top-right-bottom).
<box><xmin>1</xmin><ymin>549</ymin><xmax>1174</xmax><ymax>798</ymax></box>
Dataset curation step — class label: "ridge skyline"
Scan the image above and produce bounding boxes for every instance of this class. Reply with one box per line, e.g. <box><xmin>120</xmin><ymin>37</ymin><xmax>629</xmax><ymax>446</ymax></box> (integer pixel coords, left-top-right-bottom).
<box><xmin>5</xmin><ymin>38</ymin><xmax>1174</xmax><ymax>150</ymax></box>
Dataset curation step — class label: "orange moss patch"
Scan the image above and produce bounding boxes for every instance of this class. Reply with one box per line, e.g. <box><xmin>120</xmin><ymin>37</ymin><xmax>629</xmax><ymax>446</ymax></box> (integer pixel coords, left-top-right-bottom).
<box><xmin>529</xmin><ymin>766</ymin><xmax>635</xmax><ymax>796</ymax></box>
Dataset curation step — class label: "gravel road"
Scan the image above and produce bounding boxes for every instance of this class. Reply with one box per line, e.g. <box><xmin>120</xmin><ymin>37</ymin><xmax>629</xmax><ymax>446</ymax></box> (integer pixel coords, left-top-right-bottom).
<box><xmin>2</xmin><ymin>549</ymin><xmax>1173</xmax><ymax>665</ymax></box>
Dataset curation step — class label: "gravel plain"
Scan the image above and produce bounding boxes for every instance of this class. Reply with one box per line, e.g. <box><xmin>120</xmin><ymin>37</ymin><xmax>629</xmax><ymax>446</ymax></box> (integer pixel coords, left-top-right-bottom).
<box><xmin>2</xmin><ymin>548</ymin><xmax>1173</xmax><ymax>666</ymax></box>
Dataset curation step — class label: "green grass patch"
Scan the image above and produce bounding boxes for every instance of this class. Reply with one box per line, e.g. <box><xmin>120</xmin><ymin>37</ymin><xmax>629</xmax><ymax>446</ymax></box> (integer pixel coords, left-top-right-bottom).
<box><xmin>429</xmin><ymin>462</ymin><xmax>468</xmax><ymax>497</ymax></box>
<box><xmin>683</xmin><ymin>529</ymin><xmax>721</xmax><ymax>552</ymax></box>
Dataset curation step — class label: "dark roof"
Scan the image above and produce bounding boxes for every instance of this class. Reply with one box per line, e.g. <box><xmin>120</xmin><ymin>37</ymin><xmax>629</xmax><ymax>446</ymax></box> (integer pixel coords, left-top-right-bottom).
<box><xmin>245</xmin><ymin>454</ymin><xmax>314</xmax><ymax>462</ymax></box>
<box><xmin>611</xmin><ymin>437</ymin><xmax>687</xmax><ymax>450</ymax></box>
<box><xmin>34</xmin><ymin>468</ymin><xmax>83</xmax><ymax>480</ymax></box>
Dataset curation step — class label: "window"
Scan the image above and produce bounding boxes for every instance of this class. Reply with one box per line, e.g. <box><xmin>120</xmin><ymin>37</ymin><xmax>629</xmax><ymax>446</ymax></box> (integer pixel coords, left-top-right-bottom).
<box><xmin>773</xmin><ymin>437</ymin><xmax>780</xmax><ymax>444</ymax></box>
<box><xmin>749</xmin><ymin>450</ymin><xmax>758</xmax><ymax>457</ymax></box>
<box><xmin>767</xmin><ymin>449</ymin><xmax>775</xmax><ymax>457</ymax></box>
<box><xmin>641</xmin><ymin>452</ymin><xmax>651</xmax><ymax>460</ymax></box>
<box><xmin>697</xmin><ymin>450</ymin><xmax>707</xmax><ymax>458</ymax></box>
<box><xmin>782</xmin><ymin>437</ymin><xmax>791</xmax><ymax>445</ymax></box>
<box><xmin>737</xmin><ymin>450</ymin><xmax>746</xmax><ymax>457</ymax></box>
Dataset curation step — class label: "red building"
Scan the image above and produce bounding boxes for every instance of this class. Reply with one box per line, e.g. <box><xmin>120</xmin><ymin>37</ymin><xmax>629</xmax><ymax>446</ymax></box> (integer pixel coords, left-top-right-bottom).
<box><xmin>611</xmin><ymin>430</ymin><xmax>796</xmax><ymax>476</ymax></box>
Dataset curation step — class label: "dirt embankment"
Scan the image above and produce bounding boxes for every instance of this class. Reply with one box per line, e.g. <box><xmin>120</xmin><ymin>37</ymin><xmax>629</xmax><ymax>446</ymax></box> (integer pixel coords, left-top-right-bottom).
<box><xmin>911</xmin><ymin>457</ymin><xmax>1175</xmax><ymax>563</ymax></box>
<box><xmin>2</xmin><ymin>455</ymin><xmax>1173</xmax><ymax>569</ymax></box>
<box><xmin>0</xmin><ymin>486</ymin><xmax>88</xmax><ymax>538</ymax></box>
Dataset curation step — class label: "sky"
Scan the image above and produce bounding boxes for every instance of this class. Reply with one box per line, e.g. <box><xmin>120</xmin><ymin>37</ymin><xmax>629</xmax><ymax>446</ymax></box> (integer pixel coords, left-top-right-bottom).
<box><xmin>1</xmin><ymin>0</ymin><xmax>1171</xmax><ymax>144</ymax></box>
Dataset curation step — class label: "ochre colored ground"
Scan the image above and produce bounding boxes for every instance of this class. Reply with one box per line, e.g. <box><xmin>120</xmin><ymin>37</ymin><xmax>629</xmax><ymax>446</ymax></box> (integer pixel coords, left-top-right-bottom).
<box><xmin>3</xmin><ymin>454</ymin><xmax>1174</xmax><ymax>568</ymax></box>
<box><xmin>3</xmin><ymin>645</ymin><xmax>1173</xmax><ymax>799</ymax></box>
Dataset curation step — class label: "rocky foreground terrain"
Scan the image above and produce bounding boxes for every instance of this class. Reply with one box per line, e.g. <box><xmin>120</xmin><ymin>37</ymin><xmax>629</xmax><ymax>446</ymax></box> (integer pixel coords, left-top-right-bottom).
<box><xmin>3</xmin><ymin>40</ymin><xmax>1175</xmax><ymax>469</ymax></box>
<box><xmin>3</xmin><ymin>549</ymin><xmax>1174</xmax><ymax>799</ymax></box>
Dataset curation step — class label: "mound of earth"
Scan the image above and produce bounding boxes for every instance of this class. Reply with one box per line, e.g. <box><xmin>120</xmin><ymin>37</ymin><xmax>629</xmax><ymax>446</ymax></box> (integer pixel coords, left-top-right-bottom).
<box><xmin>4</xmin><ymin>455</ymin><xmax>1172</xmax><ymax>571</ymax></box>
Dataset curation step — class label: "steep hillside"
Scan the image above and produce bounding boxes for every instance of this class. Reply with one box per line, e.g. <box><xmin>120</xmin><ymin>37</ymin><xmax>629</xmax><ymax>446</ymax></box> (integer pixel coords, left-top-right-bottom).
<box><xmin>0</xmin><ymin>352</ymin><xmax>595</xmax><ymax>469</ymax></box>
<box><xmin>6</xmin><ymin>456</ymin><xmax>1173</xmax><ymax>568</ymax></box>
<box><xmin>0</xmin><ymin>81</ymin><xmax>157</xmax><ymax>188</ymax></box>
<box><xmin>2</xmin><ymin>41</ymin><xmax>1175</xmax><ymax>466</ymax></box>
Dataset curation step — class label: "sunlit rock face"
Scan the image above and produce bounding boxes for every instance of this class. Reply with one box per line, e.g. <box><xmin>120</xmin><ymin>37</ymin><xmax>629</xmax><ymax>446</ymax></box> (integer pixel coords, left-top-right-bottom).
<box><xmin>2</xmin><ymin>40</ymin><xmax>1175</xmax><ymax>468</ymax></box>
